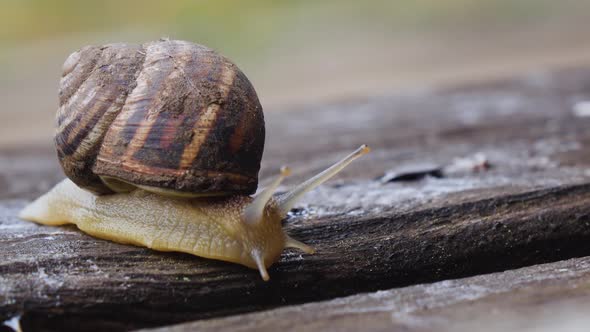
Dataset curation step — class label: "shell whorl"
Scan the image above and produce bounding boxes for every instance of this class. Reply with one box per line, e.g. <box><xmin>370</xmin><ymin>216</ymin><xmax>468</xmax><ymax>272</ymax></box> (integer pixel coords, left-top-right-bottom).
<box><xmin>55</xmin><ymin>40</ymin><xmax>265</xmax><ymax>196</ymax></box>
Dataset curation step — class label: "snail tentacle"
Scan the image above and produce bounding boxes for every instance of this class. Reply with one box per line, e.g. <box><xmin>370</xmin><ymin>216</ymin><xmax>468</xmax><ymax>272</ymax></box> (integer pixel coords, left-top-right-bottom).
<box><xmin>242</xmin><ymin>166</ymin><xmax>290</xmax><ymax>225</ymax></box>
<box><xmin>285</xmin><ymin>236</ymin><xmax>315</xmax><ymax>254</ymax></box>
<box><xmin>251</xmin><ymin>249</ymin><xmax>269</xmax><ymax>281</ymax></box>
<box><xmin>277</xmin><ymin>145</ymin><xmax>370</xmax><ymax>215</ymax></box>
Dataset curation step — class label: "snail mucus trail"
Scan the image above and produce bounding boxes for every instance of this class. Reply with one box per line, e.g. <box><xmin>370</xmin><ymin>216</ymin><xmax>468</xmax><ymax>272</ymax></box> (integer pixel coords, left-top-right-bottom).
<box><xmin>18</xmin><ymin>40</ymin><xmax>370</xmax><ymax>281</ymax></box>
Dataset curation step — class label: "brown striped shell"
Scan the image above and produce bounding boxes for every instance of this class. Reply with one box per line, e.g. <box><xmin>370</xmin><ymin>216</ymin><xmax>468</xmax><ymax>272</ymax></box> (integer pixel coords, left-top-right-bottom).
<box><xmin>55</xmin><ymin>40</ymin><xmax>265</xmax><ymax>197</ymax></box>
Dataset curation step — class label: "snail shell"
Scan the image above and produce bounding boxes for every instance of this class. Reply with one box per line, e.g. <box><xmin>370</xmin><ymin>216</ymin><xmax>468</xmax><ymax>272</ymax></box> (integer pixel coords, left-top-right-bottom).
<box><xmin>55</xmin><ymin>40</ymin><xmax>265</xmax><ymax>196</ymax></box>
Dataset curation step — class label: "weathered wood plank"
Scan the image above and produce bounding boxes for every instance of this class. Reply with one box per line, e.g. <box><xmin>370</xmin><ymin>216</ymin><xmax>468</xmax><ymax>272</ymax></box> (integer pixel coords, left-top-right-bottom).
<box><xmin>144</xmin><ymin>256</ymin><xmax>590</xmax><ymax>332</ymax></box>
<box><xmin>1</xmin><ymin>68</ymin><xmax>590</xmax><ymax>331</ymax></box>
<box><xmin>4</xmin><ymin>183</ymin><xmax>590</xmax><ymax>331</ymax></box>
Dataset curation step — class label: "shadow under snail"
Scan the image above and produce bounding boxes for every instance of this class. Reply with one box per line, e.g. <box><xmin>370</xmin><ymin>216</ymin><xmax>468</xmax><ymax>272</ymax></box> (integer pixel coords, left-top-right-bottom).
<box><xmin>19</xmin><ymin>39</ymin><xmax>369</xmax><ymax>281</ymax></box>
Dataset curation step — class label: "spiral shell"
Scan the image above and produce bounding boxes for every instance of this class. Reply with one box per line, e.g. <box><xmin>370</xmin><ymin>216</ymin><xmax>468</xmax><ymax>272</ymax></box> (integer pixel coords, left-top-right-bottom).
<box><xmin>55</xmin><ymin>39</ymin><xmax>265</xmax><ymax>196</ymax></box>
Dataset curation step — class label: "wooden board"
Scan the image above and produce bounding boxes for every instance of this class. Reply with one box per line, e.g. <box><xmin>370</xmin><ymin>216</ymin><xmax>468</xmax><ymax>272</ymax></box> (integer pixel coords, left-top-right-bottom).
<box><xmin>141</xmin><ymin>256</ymin><xmax>590</xmax><ymax>332</ymax></box>
<box><xmin>1</xmin><ymin>67</ymin><xmax>590</xmax><ymax>331</ymax></box>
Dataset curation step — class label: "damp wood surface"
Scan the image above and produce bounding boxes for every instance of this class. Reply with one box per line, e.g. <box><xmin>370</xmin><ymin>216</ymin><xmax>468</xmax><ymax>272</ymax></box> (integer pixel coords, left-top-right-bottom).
<box><xmin>1</xmin><ymin>67</ymin><xmax>590</xmax><ymax>331</ymax></box>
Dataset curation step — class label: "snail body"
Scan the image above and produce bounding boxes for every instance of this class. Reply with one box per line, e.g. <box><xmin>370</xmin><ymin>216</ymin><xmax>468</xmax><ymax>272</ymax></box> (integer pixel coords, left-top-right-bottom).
<box><xmin>20</xmin><ymin>146</ymin><xmax>369</xmax><ymax>280</ymax></box>
<box><xmin>20</xmin><ymin>178</ymin><xmax>289</xmax><ymax>276</ymax></box>
<box><xmin>19</xmin><ymin>39</ymin><xmax>370</xmax><ymax>280</ymax></box>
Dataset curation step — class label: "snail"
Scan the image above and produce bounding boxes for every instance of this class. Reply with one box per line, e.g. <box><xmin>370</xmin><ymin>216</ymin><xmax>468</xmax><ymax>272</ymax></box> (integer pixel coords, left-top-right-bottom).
<box><xmin>19</xmin><ymin>40</ymin><xmax>369</xmax><ymax>281</ymax></box>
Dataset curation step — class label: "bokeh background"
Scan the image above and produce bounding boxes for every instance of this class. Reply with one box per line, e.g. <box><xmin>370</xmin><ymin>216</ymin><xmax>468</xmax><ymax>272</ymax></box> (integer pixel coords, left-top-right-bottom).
<box><xmin>2</xmin><ymin>0</ymin><xmax>590</xmax><ymax>148</ymax></box>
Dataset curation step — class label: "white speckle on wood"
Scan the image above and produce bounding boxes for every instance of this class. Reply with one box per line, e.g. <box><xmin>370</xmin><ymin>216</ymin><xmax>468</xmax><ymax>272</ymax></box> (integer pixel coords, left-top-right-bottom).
<box><xmin>37</xmin><ymin>267</ymin><xmax>65</xmax><ymax>290</ymax></box>
<box><xmin>573</xmin><ymin>101</ymin><xmax>590</xmax><ymax>117</ymax></box>
<box><xmin>2</xmin><ymin>315</ymin><xmax>22</xmax><ymax>332</ymax></box>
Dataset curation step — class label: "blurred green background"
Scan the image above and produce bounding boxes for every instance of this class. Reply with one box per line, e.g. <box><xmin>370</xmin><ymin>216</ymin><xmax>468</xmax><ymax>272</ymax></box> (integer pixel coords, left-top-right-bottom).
<box><xmin>1</xmin><ymin>0</ymin><xmax>590</xmax><ymax>147</ymax></box>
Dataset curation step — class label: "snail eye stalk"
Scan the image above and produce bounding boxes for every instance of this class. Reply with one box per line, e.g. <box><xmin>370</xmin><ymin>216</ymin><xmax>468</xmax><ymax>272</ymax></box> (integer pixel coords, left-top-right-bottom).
<box><xmin>242</xmin><ymin>167</ymin><xmax>290</xmax><ymax>225</ymax></box>
<box><xmin>276</xmin><ymin>145</ymin><xmax>370</xmax><ymax>216</ymax></box>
